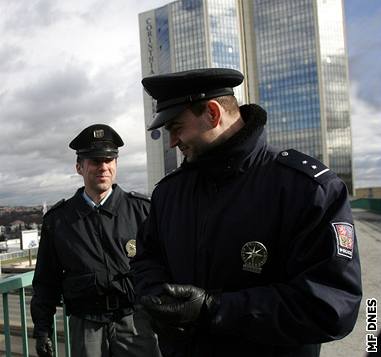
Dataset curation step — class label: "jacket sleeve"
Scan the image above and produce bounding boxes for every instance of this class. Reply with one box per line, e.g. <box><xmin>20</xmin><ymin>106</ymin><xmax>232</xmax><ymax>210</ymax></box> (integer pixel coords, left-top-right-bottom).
<box><xmin>30</xmin><ymin>215</ymin><xmax>63</xmax><ymax>338</ymax></box>
<box><xmin>131</xmin><ymin>198</ymin><xmax>172</xmax><ymax>297</ymax></box>
<box><xmin>210</xmin><ymin>177</ymin><xmax>362</xmax><ymax>345</ymax></box>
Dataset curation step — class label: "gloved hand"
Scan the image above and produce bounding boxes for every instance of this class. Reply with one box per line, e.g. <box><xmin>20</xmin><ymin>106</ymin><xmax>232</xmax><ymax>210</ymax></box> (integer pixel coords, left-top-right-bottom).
<box><xmin>36</xmin><ymin>335</ymin><xmax>54</xmax><ymax>357</ymax></box>
<box><xmin>141</xmin><ymin>283</ymin><xmax>217</xmax><ymax>326</ymax></box>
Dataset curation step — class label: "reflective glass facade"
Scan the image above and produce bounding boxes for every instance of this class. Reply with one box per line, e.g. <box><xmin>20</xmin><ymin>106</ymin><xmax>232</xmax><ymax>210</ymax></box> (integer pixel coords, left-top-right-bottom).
<box><xmin>253</xmin><ymin>0</ymin><xmax>322</xmax><ymax>159</ymax></box>
<box><xmin>207</xmin><ymin>0</ymin><xmax>244</xmax><ymax>101</ymax></box>
<box><xmin>316</xmin><ymin>0</ymin><xmax>352</xmax><ymax>192</ymax></box>
<box><xmin>172</xmin><ymin>0</ymin><xmax>208</xmax><ymax>71</ymax></box>
<box><xmin>251</xmin><ymin>0</ymin><xmax>352</xmax><ymax>191</ymax></box>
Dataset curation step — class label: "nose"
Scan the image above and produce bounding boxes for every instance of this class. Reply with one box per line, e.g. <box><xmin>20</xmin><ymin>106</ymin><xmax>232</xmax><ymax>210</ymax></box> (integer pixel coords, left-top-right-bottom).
<box><xmin>98</xmin><ymin>161</ymin><xmax>108</xmax><ymax>170</ymax></box>
<box><xmin>169</xmin><ymin>130</ymin><xmax>180</xmax><ymax>148</ymax></box>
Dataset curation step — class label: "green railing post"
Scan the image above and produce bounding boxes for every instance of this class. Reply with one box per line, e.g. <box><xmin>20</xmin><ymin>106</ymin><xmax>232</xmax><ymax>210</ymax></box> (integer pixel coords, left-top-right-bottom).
<box><xmin>2</xmin><ymin>292</ymin><xmax>12</xmax><ymax>357</ymax></box>
<box><xmin>19</xmin><ymin>287</ymin><xmax>29</xmax><ymax>357</ymax></box>
<box><xmin>53</xmin><ymin>315</ymin><xmax>58</xmax><ymax>356</ymax></box>
<box><xmin>63</xmin><ymin>304</ymin><xmax>71</xmax><ymax>357</ymax></box>
<box><xmin>1</xmin><ymin>271</ymin><xmax>71</xmax><ymax>357</ymax></box>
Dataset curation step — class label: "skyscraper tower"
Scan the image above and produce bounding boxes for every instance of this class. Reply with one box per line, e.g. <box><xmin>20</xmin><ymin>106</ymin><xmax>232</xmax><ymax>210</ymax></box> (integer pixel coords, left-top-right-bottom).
<box><xmin>140</xmin><ymin>0</ymin><xmax>353</xmax><ymax>193</ymax></box>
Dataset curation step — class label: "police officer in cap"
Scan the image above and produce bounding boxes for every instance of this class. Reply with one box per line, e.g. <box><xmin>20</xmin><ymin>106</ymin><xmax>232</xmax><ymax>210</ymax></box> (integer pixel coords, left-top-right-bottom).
<box><xmin>131</xmin><ymin>68</ymin><xmax>362</xmax><ymax>356</ymax></box>
<box><xmin>31</xmin><ymin>124</ymin><xmax>161</xmax><ymax>357</ymax></box>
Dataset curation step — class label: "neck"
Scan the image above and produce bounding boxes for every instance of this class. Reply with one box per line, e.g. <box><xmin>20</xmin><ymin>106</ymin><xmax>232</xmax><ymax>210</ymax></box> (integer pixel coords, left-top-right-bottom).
<box><xmin>84</xmin><ymin>187</ymin><xmax>112</xmax><ymax>205</ymax></box>
<box><xmin>224</xmin><ymin>115</ymin><xmax>245</xmax><ymax>138</ymax></box>
<box><xmin>213</xmin><ymin>114</ymin><xmax>245</xmax><ymax>147</ymax></box>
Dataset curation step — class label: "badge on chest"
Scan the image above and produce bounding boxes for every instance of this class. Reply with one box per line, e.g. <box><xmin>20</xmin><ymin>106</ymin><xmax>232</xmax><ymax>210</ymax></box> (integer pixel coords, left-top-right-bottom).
<box><xmin>241</xmin><ymin>241</ymin><xmax>268</xmax><ymax>273</ymax></box>
<box><xmin>126</xmin><ymin>239</ymin><xmax>136</xmax><ymax>258</ymax></box>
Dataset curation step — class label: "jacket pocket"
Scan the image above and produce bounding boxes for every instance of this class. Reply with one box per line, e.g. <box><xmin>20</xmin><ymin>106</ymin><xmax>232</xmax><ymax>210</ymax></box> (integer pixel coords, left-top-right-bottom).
<box><xmin>62</xmin><ymin>272</ymin><xmax>98</xmax><ymax>300</ymax></box>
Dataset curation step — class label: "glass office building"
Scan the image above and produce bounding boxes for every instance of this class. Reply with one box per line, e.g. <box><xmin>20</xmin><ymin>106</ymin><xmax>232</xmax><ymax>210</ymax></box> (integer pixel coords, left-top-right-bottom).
<box><xmin>140</xmin><ymin>0</ymin><xmax>353</xmax><ymax>193</ymax></box>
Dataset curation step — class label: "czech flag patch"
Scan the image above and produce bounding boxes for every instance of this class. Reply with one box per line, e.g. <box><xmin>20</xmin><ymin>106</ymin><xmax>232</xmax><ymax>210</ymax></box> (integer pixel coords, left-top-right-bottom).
<box><xmin>332</xmin><ymin>222</ymin><xmax>354</xmax><ymax>259</ymax></box>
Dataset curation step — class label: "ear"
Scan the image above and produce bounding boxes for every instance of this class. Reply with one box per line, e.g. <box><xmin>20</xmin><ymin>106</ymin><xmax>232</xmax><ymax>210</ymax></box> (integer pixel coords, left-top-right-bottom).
<box><xmin>76</xmin><ymin>162</ymin><xmax>83</xmax><ymax>176</ymax></box>
<box><xmin>207</xmin><ymin>100</ymin><xmax>222</xmax><ymax>128</ymax></box>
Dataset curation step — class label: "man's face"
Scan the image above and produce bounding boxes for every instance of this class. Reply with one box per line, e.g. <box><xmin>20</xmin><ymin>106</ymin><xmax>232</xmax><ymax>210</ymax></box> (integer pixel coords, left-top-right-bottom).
<box><xmin>165</xmin><ymin>108</ymin><xmax>213</xmax><ymax>162</ymax></box>
<box><xmin>76</xmin><ymin>157</ymin><xmax>117</xmax><ymax>195</ymax></box>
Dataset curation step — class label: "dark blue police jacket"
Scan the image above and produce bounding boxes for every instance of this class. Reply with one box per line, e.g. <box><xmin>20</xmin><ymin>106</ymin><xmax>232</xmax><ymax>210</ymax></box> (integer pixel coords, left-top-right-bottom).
<box><xmin>131</xmin><ymin>104</ymin><xmax>362</xmax><ymax>357</ymax></box>
<box><xmin>31</xmin><ymin>184</ymin><xmax>150</xmax><ymax>337</ymax></box>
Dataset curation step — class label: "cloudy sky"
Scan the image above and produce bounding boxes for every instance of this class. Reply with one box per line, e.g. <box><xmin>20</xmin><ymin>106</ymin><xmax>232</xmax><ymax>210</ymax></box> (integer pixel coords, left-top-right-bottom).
<box><xmin>0</xmin><ymin>0</ymin><xmax>380</xmax><ymax>206</ymax></box>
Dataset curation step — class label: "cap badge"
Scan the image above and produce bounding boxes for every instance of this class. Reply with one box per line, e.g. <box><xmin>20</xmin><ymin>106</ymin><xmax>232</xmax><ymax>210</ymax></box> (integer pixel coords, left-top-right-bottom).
<box><xmin>126</xmin><ymin>239</ymin><xmax>136</xmax><ymax>258</ymax></box>
<box><xmin>241</xmin><ymin>241</ymin><xmax>268</xmax><ymax>273</ymax></box>
<box><xmin>93</xmin><ymin>129</ymin><xmax>104</xmax><ymax>139</ymax></box>
<box><xmin>332</xmin><ymin>222</ymin><xmax>354</xmax><ymax>259</ymax></box>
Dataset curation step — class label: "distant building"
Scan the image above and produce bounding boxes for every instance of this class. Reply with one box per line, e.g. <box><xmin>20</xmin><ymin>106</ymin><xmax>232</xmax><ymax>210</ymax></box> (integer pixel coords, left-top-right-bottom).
<box><xmin>355</xmin><ymin>187</ymin><xmax>381</xmax><ymax>199</ymax></box>
<box><xmin>9</xmin><ymin>220</ymin><xmax>25</xmax><ymax>231</ymax></box>
<box><xmin>140</xmin><ymin>0</ymin><xmax>353</xmax><ymax>193</ymax></box>
<box><xmin>29</xmin><ymin>222</ymin><xmax>38</xmax><ymax>230</ymax></box>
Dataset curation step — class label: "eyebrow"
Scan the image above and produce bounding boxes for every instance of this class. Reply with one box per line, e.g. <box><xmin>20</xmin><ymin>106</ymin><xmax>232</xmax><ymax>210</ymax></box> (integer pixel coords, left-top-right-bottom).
<box><xmin>164</xmin><ymin>119</ymin><xmax>181</xmax><ymax>131</ymax></box>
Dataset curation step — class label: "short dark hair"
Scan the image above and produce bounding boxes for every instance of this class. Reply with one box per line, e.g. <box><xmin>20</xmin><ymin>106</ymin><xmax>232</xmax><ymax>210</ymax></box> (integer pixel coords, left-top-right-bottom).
<box><xmin>189</xmin><ymin>95</ymin><xmax>240</xmax><ymax>117</ymax></box>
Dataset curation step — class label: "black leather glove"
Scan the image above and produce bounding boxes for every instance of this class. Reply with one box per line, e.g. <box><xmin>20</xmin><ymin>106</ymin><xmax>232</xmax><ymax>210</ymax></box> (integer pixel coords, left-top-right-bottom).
<box><xmin>141</xmin><ymin>283</ymin><xmax>217</xmax><ymax>326</ymax></box>
<box><xmin>36</xmin><ymin>335</ymin><xmax>54</xmax><ymax>357</ymax></box>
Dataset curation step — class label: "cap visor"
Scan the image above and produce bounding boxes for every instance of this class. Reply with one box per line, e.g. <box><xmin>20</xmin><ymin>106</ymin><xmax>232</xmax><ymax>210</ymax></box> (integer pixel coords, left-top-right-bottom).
<box><xmin>148</xmin><ymin>104</ymin><xmax>187</xmax><ymax>130</ymax></box>
<box><xmin>78</xmin><ymin>151</ymin><xmax>118</xmax><ymax>159</ymax></box>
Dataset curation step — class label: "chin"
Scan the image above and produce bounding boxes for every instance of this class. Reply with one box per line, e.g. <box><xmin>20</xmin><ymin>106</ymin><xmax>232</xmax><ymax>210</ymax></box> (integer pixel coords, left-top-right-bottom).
<box><xmin>96</xmin><ymin>183</ymin><xmax>111</xmax><ymax>192</ymax></box>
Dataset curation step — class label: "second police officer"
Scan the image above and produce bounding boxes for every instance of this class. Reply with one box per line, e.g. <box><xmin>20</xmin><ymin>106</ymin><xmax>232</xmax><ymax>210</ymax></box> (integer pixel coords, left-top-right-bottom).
<box><xmin>31</xmin><ymin>124</ymin><xmax>161</xmax><ymax>357</ymax></box>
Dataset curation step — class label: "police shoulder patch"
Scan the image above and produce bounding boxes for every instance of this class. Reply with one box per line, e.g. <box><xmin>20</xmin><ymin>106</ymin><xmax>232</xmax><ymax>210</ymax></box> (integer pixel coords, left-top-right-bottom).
<box><xmin>128</xmin><ymin>191</ymin><xmax>151</xmax><ymax>203</ymax></box>
<box><xmin>331</xmin><ymin>222</ymin><xmax>354</xmax><ymax>259</ymax></box>
<box><xmin>277</xmin><ymin>149</ymin><xmax>334</xmax><ymax>184</ymax></box>
<box><xmin>44</xmin><ymin>199</ymin><xmax>65</xmax><ymax>216</ymax></box>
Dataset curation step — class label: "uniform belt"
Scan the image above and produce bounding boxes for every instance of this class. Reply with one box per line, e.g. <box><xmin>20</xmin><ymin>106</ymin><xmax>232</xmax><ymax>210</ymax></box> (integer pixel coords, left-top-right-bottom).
<box><xmin>71</xmin><ymin>294</ymin><xmax>133</xmax><ymax>312</ymax></box>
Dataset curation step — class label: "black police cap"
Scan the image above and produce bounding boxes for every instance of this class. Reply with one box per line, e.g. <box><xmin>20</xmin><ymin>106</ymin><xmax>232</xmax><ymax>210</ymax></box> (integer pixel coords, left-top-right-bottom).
<box><xmin>69</xmin><ymin>124</ymin><xmax>124</xmax><ymax>159</ymax></box>
<box><xmin>142</xmin><ymin>68</ymin><xmax>244</xmax><ymax>130</ymax></box>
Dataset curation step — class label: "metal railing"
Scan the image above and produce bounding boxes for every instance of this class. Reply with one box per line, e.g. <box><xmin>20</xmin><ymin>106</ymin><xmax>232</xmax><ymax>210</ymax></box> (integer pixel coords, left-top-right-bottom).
<box><xmin>351</xmin><ymin>198</ymin><xmax>381</xmax><ymax>214</ymax></box>
<box><xmin>0</xmin><ymin>271</ymin><xmax>71</xmax><ymax>357</ymax></box>
<box><xmin>0</xmin><ymin>248</ymin><xmax>38</xmax><ymax>261</ymax></box>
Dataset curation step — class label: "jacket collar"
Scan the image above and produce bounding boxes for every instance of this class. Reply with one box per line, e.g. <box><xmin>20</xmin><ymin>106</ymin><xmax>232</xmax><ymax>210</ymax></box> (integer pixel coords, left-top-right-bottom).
<box><xmin>181</xmin><ymin>104</ymin><xmax>267</xmax><ymax>175</ymax></box>
<box><xmin>71</xmin><ymin>184</ymin><xmax>121</xmax><ymax>219</ymax></box>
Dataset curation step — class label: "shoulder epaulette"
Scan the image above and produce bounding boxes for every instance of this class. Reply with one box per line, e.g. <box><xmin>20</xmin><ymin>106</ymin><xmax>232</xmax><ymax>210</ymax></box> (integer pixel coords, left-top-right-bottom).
<box><xmin>45</xmin><ymin>199</ymin><xmax>65</xmax><ymax>216</ymax></box>
<box><xmin>128</xmin><ymin>191</ymin><xmax>151</xmax><ymax>203</ymax></box>
<box><xmin>277</xmin><ymin>149</ymin><xmax>335</xmax><ymax>184</ymax></box>
<box><xmin>156</xmin><ymin>166</ymin><xmax>183</xmax><ymax>186</ymax></box>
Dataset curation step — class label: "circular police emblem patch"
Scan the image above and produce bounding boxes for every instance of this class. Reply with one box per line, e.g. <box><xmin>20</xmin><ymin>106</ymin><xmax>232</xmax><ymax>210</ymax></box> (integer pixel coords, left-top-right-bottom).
<box><xmin>241</xmin><ymin>241</ymin><xmax>268</xmax><ymax>273</ymax></box>
<box><xmin>126</xmin><ymin>239</ymin><xmax>136</xmax><ymax>258</ymax></box>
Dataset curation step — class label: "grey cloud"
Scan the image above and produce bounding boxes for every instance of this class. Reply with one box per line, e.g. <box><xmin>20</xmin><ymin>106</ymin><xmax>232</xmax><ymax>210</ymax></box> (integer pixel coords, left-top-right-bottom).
<box><xmin>17</xmin><ymin>66</ymin><xmax>91</xmax><ymax>103</ymax></box>
<box><xmin>1</xmin><ymin>0</ymin><xmax>67</xmax><ymax>34</ymax></box>
<box><xmin>354</xmin><ymin>157</ymin><xmax>381</xmax><ymax>187</ymax></box>
<box><xmin>117</xmin><ymin>158</ymin><xmax>148</xmax><ymax>194</ymax></box>
<box><xmin>346</xmin><ymin>6</ymin><xmax>381</xmax><ymax>109</ymax></box>
<box><xmin>0</xmin><ymin>0</ymin><xmax>161</xmax><ymax>206</ymax></box>
<box><xmin>0</xmin><ymin>60</ymin><xmax>148</xmax><ymax>205</ymax></box>
<box><xmin>0</xmin><ymin>44</ymin><xmax>25</xmax><ymax>72</ymax></box>
<box><xmin>0</xmin><ymin>62</ymin><xmax>146</xmax><ymax>204</ymax></box>
<box><xmin>0</xmin><ymin>65</ymin><xmax>121</xmax><ymax>158</ymax></box>
<box><xmin>351</xmin><ymin>83</ymin><xmax>381</xmax><ymax>188</ymax></box>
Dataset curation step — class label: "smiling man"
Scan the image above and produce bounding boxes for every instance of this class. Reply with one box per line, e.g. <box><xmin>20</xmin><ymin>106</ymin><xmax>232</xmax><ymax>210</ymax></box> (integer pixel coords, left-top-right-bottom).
<box><xmin>31</xmin><ymin>124</ymin><xmax>161</xmax><ymax>357</ymax></box>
